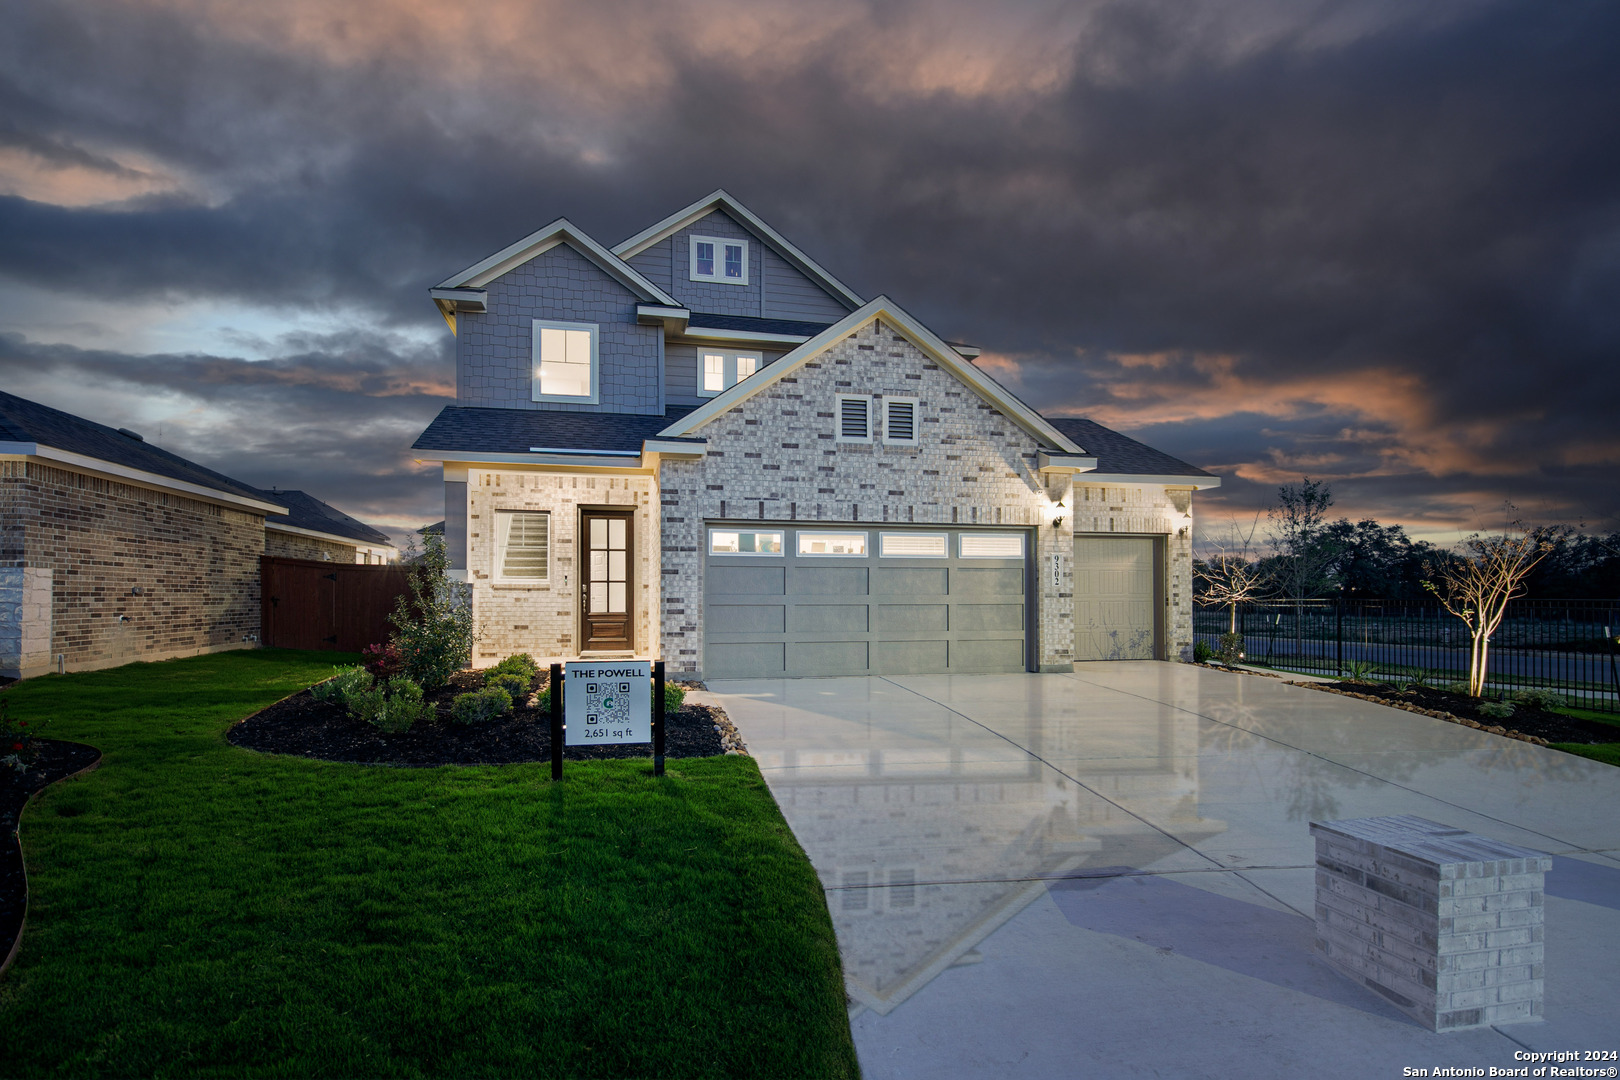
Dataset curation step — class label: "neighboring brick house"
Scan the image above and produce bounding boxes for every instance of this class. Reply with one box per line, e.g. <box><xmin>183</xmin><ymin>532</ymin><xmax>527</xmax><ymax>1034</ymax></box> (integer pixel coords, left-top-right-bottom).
<box><xmin>263</xmin><ymin>489</ymin><xmax>396</xmax><ymax>564</ymax></box>
<box><xmin>412</xmin><ymin>191</ymin><xmax>1218</xmax><ymax>677</ymax></box>
<box><xmin>0</xmin><ymin>392</ymin><xmax>392</xmax><ymax>678</ymax></box>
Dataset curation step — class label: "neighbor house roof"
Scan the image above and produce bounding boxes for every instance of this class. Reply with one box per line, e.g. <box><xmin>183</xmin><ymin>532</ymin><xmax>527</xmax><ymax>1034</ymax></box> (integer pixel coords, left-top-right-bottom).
<box><xmin>0</xmin><ymin>390</ymin><xmax>285</xmax><ymax>514</ymax></box>
<box><xmin>260</xmin><ymin>489</ymin><xmax>395</xmax><ymax>548</ymax></box>
<box><xmin>1043</xmin><ymin>417</ymin><xmax>1218</xmax><ymax>485</ymax></box>
<box><xmin>412</xmin><ymin>405</ymin><xmax>700</xmax><ymax>458</ymax></box>
<box><xmin>613</xmin><ymin>189</ymin><xmax>866</xmax><ymax>312</ymax></box>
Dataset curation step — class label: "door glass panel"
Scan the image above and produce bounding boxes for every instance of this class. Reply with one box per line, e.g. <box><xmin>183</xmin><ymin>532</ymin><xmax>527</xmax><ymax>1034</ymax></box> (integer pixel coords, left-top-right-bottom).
<box><xmin>609</xmin><ymin>550</ymin><xmax>626</xmax><ymax>579</ymax></box>
<box><xmin>609</xmin><ymin>518</ymin><xmax>626</xmax><ymax>548</ymax></box>
<box><xmin>590</xmin><ymin>551</ymin><xmax>608</xmax><ymax>580</ymax></box>
<box><xmin>591</xmin><ymin>518</ymin><xmax>607</xmax><ymax>547</ymax></box>
<box><xmin>590</xmin><ymin>582</ymin><xmax>608</xmax><ymax>610</ymax></box>
<box><xmin>609</xmin><ymin>582</ymin><xmax>627</xmax><ymax>612</ymax></box>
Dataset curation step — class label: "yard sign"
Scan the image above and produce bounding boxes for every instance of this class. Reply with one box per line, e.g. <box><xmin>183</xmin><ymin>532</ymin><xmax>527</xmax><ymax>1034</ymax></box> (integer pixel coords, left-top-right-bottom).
<box><xmin>563</xmin><ymin>660</ymin><xmax>652</xmax><ymax>745</ymax></box>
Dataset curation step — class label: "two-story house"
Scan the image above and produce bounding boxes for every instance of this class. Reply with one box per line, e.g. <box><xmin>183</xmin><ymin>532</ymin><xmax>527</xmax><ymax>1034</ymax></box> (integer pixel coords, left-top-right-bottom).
<box><xmin>410</xmin><ymin>191</ymin><xmax>1218</xmax><ymax>678</ymax></box>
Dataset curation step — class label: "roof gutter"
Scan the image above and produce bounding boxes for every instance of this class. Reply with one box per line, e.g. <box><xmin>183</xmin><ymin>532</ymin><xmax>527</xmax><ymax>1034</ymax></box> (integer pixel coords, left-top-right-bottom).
<box><xmin>0</xmin><ymin>441</ymin><xmax>288</xmax><ymax>515</ymax></box>
<box><xmin>266</xmin><ymin>520</ymin><xmax>397</xmax><ymax>551</ymax></box>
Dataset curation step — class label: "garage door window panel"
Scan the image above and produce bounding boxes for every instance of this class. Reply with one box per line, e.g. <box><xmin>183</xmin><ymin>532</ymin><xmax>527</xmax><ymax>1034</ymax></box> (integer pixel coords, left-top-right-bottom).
<box><xmin>798</xmin><ymin>531</ymin><xmax>868</xmax><ymax>556</ymax></box>
<box><xmin>959</xmin><ymin>533</ymin><xmax>1025</xmax><ymax>558</ymax></box>
<box><xmin>710</xmin><ymin>529</ymin><xmax>783</xmax><ymax>555</ymax></box>
<box><xmin>879</xmin><ymin>532</ymin><xmax>946</xmax><ymax>558</ymax></box>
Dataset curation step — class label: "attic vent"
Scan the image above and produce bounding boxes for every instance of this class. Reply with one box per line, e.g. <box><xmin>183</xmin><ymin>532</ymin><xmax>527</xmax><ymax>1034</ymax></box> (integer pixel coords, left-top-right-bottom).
<box><xmin>836</xmin><ymin>395</ymin><xmax>870</xmax><ymax>442</ymax></box>
<box><xmin>117</xmin><ymin>428</ymin><xmax>145</xmax><ymax>442</ymax></box>
<box><xmin>883</xmin><ymin>398</ymin><xmax>918</xmax><ymax>446</ymax></box>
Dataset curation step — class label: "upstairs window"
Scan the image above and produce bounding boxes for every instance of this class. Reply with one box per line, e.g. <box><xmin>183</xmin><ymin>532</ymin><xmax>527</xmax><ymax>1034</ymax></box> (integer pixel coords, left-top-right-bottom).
<box><xmin>690</xmin><ymin>235</ymin><xmax>749</xmax><ymax>285</ymax></box>
<box><xmin>836</xmin><ymin>394</ymin><xmax>871</xmax><ymax>443</ymax></box>
<box><xmin>883</xmin><ymin>397</ymin><xmax>919</xmax><ymax>446</ymax></box>
<box><xmin>531</xmin><ymin>319</ymin><xmax>598</xmax><ymax>403</ymax></box>
<box><xmin>700</xmin><ymin>351</ymin><xmax>762</xmax><ymax>397</ymax></box>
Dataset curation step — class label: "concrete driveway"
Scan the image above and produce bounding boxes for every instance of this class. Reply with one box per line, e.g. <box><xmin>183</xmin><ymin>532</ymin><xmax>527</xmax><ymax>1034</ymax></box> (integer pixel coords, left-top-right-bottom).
<box><xmin>704</xmin><ymin>663</ymin><xmax>1620</xmax><ymax>1080</ymax></box>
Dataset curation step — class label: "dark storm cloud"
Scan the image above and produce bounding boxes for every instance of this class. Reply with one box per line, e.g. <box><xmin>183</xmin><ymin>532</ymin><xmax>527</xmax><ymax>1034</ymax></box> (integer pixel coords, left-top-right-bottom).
<box><xmin>0</xmin><ymin>0</ymin><xmax>1617</xmax><ymax>539</ymax></box>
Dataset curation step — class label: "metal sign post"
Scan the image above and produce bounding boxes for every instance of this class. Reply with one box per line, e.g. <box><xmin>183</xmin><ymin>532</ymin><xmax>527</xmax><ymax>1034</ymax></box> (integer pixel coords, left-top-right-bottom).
<box><xmin>653</xmin><ymin>660</ymin><xmax>665</xmax><ymax>777</ymax></box>
<box><xmin>549</xmin><ymin>662</ymin><xmax>564</xmax><ymax>781</ymax></box>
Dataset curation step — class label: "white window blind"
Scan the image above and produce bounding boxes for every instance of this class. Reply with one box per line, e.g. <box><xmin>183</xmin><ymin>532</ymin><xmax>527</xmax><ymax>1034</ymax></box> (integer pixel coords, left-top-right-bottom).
<box><xmin>959</xmin><ymin>533</ymin><xmax>1024</xmax><ymax>558</ymax></box>
<box><xmin>837</xmin><ymin>395</ymin><xmax>871</xmax><ymax>441</ymax></box>
<box><xmin>497</xmin><ymin>511</ymin><xmax>550</xmax><ymax>580</ymax></box>
<box><xmin>879</xmin><ymin>532</ymin><xmax>946</xmax><ymax>557</ymax></box>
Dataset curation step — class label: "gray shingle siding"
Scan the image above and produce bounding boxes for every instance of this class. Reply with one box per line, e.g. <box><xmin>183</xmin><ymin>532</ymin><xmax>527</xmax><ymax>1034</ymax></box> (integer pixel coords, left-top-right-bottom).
<box><xmin>456</xmin><ymin>242</ymin><xmax>664</xmax><ymax>415</ymax></box>
<box><xmin>663</xmin><ymin>344</ymin><xmax>788</xmax><ymax>405</ymax></box>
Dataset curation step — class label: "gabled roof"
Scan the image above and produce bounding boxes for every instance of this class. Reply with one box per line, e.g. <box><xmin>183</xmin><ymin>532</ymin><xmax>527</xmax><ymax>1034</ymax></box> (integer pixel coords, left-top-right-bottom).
<box><xmin>413</xmin><ymin>405</ymin><xmax>698</xmax><ymax>457</ymax></box>
<box><xmin>434</xmin><ymin>217</ymin><xmax>681</xmax><ymax>305</ymax></box>
<box><xmin>613</xmin><ymin>189</ymin><xmax>866</xmax><ymax>312</ymax></box>
<box><xmin>657</xmin><ymin>296</ymin><xmax>1086</xmax><ymax>455</ymax></box>
<box><xmin>260</xmin><ymin>489</ymin><xmax>395</xmax><ymax>548</ymax></box>
<box><xmin>1043</xmin><ymin>418</ymin><xmax>1218</xmax><ymax>482</ymax></box>
<box><xmin>0</xmin><ymin>390</ymin><xmax>285</xmax><ymax>513</ymax></box>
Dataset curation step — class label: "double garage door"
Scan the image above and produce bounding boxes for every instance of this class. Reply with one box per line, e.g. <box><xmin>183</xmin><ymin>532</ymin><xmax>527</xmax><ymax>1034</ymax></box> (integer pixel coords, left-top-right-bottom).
<box><xmin>704</xmin><ymin>525</ymin><xmax>1029</xmax><ymax>678</ymax></box>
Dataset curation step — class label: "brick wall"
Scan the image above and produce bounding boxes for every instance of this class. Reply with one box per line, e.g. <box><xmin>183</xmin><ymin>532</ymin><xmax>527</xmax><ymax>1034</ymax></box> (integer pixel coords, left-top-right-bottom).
<box><xmin>265</xmin><ymin>530</ymin><xmax>358</xmax><ymax>563</ymax></box>
<box><xmin>1</xmin><ymin>460</ymin><xmax>263</xmax><ymax>673</ymax></box>
<box><xmin>654</xmin><ymin>316</ymin><xmax>1195</xmax><ymax>675</ymax></box>
<box><xmin>462</xmin><ymin>469</ymin><xmax>657</xmax><ymax>667</ymax></box>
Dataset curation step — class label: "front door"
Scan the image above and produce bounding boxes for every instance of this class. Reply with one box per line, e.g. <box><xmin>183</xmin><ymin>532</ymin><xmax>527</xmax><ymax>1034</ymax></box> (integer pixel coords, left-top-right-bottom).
<box><xmin>581</xmin><ymin>509</ymin><xmax>633</xmax><ymax>650</ymax></box>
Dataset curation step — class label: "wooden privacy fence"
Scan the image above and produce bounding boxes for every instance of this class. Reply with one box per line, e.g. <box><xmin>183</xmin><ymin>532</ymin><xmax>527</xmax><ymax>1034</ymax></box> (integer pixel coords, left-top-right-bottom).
<box><xmin>260</xmin><ymin>556</ymin><xmax>413</xmax><ymax>652</ymax></box>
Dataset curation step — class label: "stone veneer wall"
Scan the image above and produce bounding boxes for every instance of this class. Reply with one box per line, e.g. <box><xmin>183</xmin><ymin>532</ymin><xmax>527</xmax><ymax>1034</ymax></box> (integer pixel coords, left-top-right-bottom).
<box><xmin>463</xmin><ymin>469</ymin><xmax>657</xmax><ymax>667</ymax></box>
<box><xmin>655</xmin><ymin>317</ymin><xmax>1196</xmax><ymax>676</ymax></box>
<box><xmin>0</xmin><ymin>460</ymin><xmax>263</xmax><ymax>673</ymax></box>
<box><xmin>264</xmin><ymin>531</ymin><xmax>358</xmax><ymax>563</ymax></box>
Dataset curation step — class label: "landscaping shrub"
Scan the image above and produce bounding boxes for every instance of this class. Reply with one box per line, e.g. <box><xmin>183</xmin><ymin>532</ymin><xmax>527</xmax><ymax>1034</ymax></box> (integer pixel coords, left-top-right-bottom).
<box><xmin>1478</xmin><ymin>700</ymin><xmax>1516</xmax><ymax>719</ymax></box>
<box><xmin>389</xmin><ymin>532</ymin><xmax>477</xmax><ymax>692</ymax></box>
<box><xmin>1192</xmin><ymin>640</ymin><xmax>1214</xmax><ymax>664</ymax></box>
<box><xmin>347</xmin><ymin>675</ymin><xmax>435</xmax><ymax>733</ymax></box>
<box><xmin>490</xmin><ymin>653</ymin><xmax>540</xmax><ymax>681</ymax></box>
<box><xmin>1216</xmin><ymin>632</ymin><xmax>1245</xmax><ymax>666</ymax></box>
<box><xmin>311</xmin><ymin>665</ymin><xmax>373</xmax><ymax>709</ymax></box>
<box><xmin>361</xmin><ymin>642</ymin><xmax>403</xmax><ymax>680</ymax></box>
<box><xmin>0</xmin><ymin>700</ymin><xmax>43</xmax><ymax>773</ymax></box>
<box><xmin>486</xmin><ymin>671</ymin><xmax>531</xmax><ymax>703</ymax></box>
<box><xmin>663</xmin><ymin>683</ymin><xmax>686</xmax><ymax>713</ymax></box>
<box><xmin>1511</xmin><ymin>688</ymin><xmax>1567</xmax><ymax>710</ymax></box>
<box><xmin>534</xmin><ymin>686</ymin><xmax>551</xmax><ymax>714</ymax></box>
<box><xmin>1343</xmin><ymin>661</ymin><xmax>1375</xmax><ymax>682</ymax></box>
<box><xmin>452</xmin><ymin>686</ymin><xmax>512</xmax><ymax>724</ymax></box>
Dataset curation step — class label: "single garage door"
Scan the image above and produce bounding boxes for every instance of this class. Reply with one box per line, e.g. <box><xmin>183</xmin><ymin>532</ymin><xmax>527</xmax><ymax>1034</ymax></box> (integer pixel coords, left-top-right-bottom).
<box><xmin>1073</xmin><ymin>536</ymin><xmax>1159</xmax><ymax>661</ymax></box>
<box><xmin>704</xmin><ymin>525</ymin><xmax>1029</xmax><ymax>678</ymax></box>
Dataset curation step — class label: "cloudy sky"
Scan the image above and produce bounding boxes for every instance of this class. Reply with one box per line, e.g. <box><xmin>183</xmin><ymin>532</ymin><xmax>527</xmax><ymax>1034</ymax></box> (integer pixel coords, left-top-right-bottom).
<box><xmin>2</xmin><ymin>0</ymin><xmax>1616</xmax><ymax>548</ymax></box>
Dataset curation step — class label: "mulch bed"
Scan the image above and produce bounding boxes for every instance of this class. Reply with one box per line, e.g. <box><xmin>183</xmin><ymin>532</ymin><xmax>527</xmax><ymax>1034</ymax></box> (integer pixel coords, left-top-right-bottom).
<box><xmin>2</xmin><ymin>738</ymin><xmax>102</xmax><ymax>977</ymax></box>
<box><xmin>228</xmin><ymin>669</ymin><xmax>738</xmax><ymax>766</ymax></box>
<box><xmin>1302</xmin><ymin>680</ymin><xmax>1620</xmax><ymax>746</ymax></box>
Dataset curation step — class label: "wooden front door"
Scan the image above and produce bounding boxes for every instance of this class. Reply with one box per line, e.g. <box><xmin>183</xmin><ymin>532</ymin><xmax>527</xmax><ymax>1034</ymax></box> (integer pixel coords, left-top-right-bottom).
<box><xmin>581</xmin><ymin>509</ymin><xmax>633</xmax><ymax>650</ymax></box>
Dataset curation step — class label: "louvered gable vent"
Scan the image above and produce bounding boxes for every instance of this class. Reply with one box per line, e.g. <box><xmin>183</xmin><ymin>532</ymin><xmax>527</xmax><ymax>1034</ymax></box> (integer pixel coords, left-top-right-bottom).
<box><xmin>837</xmin><ymin>395</ymin><xmax>871</xmax><ymax>442</ymax></box>
<box><xmin>884</xmin><ymin>397</ymin><xmax>918</xmax><ymax>445</ymax></box>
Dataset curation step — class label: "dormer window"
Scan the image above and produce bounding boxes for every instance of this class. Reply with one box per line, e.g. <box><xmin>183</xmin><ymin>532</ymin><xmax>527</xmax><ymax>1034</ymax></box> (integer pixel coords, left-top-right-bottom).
<box><xmin>690</xmin><ymin>235</ymin><xmax>749</xmax><ymax>285</ymax></box>
<box><xmin>532</xmin><ymin>319</ymin><xmax>599</xmax><ymax>403</ymax></box>
<box><xmin>700</xmin><ymin>351</ymin><xmax>761</xmax><ymax>397</ymax></box>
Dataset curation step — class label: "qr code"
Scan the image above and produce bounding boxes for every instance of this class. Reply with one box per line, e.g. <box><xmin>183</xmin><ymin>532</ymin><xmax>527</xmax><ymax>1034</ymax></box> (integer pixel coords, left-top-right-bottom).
<box><xmin>584</xmin><ymin>681</ymin><xmax>635</xmax><ymax>726</ymax></box>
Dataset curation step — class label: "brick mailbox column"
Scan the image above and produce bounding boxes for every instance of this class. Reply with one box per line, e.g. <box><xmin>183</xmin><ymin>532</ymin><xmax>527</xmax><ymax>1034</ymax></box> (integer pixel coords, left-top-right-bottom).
<box><xmin>1309</xmin><ymin>815</ymin><xmax>1550</xmax><ymax>1032</ymax></box>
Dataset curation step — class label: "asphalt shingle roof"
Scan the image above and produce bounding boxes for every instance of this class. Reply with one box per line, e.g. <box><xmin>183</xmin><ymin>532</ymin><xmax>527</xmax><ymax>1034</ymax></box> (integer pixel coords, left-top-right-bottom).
<box><xmin>0</xmin><ymin>390</ymin><xmax>278</xmax><ymax>506</ymax></box>
<box><xmin>1042</xmin><ymin>417</ymin><xmax>1215</xmax><ymax>478</ymax></box>
<box><xmin>411</xmin><ymin>405</ymin><xmax>699</xmax><ymax>455</ymax></box>
<box><xmin>686</xmin><ymin>312</ymin><xmax>833</xmax><ymax>337</ymax></box>
<box><xmin>261</xmin><ymin>489</ymin><xmax>393</xmax><ymax>546</ymax></box>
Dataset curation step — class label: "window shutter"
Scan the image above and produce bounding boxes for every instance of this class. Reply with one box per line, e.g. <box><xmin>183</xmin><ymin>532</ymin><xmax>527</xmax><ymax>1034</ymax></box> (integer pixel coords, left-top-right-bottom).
<box><xmin>886</xmin><ymin>399</ymin><xmax>915</xmax><ymax>442</ymax></box>
<box><xmin>840</xmin><ymin>396</ymin><xmax>870</xmax><ymax>440</ymax></box>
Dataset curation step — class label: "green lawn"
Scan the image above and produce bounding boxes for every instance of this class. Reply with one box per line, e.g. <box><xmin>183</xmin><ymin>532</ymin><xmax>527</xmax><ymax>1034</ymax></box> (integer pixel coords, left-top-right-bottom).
<box><xmin>1550</xmin><ymin>705</ymin><xmax>1620</xmax><ymax>767</ymax></box>
<box><xmin>0</xmin><ymin>650</ymin><xmax>857</xmax><ymax>1078</ymax></box>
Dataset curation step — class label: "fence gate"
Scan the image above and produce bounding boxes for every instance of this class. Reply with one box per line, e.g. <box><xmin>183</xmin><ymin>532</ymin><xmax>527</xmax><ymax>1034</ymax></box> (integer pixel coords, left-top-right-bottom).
<box><xmin>260</xmin><ymin>556</ymin><xmax>413</xmax><ymax>652</ymax></box>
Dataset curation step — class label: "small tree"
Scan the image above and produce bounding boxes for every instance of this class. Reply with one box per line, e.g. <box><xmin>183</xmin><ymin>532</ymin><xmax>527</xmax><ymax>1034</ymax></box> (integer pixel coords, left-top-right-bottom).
<box><xmin>1267</xmin><ymin>477</ymin><xmax>1341</xmax><ymax>657</ymax></box>
<box><xmin>1424</xmin><ymin>518</ymin><xmax>1569</xmax><ymax>697</ymax></box>
<box><xmin>1195</xmin><ymin>516</ymin><xmax>1273</xmax><ymax>635</ymax></box>
<box><xmin>389</xmin><ymin>532</ymin><xmax>477</xmax><ymax>692</ymax></box>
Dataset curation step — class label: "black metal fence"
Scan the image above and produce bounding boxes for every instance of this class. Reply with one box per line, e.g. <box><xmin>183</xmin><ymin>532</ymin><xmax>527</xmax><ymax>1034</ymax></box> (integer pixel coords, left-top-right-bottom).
<box><xmin>1194</xmin><ymin>598</ymin><xmax>1620</xmax><ymax>714</ymax></box>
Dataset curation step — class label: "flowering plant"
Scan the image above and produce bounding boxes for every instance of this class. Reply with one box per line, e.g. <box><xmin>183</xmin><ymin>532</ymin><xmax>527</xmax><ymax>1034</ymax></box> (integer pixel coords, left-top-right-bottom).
<box><xmin>0</xmin><ymin>700</ymin><xmax>43</xmax><ymax>773</ymax></box>
<box><xmin>361</xmin><ymin>642</ymin><xmax>404</xmax><ymax>680</ymax></box>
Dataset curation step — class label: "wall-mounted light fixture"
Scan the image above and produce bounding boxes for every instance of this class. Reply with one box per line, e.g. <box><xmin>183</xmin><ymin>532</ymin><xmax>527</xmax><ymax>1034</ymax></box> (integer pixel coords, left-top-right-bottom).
<box><xmin>1051</xmin><ymin>497</ymin><xmax>1066</xmax><ymax>530</ymax></box>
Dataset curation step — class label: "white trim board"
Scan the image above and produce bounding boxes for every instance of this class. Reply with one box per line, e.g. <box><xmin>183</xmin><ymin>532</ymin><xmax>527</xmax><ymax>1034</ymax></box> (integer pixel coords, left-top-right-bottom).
<box><xmin>0</xmin><ymin>442</ymin><xmax>286</xmax><ymax>515</ymax></box>
<box><xmin>655</xmin><ymin>296</ymin><xmax>1088</xmax><ymax>455</ymax></box>
<box><xmin>435</xmin><ymin>219</ymin><xmax>680</xmax><ymax>305</ymax></box>
<box><xmin>612</xmin><ymin>189</ymin><xmax>865</xmax><ymax>312</ymax></box>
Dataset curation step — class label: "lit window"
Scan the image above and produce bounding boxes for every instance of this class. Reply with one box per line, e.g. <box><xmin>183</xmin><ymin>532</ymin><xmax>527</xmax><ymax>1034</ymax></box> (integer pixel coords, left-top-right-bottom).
<box><xmin>531</xmin><ymin>319</ymin><xmax>598</xmax><ymax>403</ymax></box>
<box><xmin>798</xmin><ymin>531</ymin><xmax>868</xmax><ymax>557</ymax></box>
<box><xmin>689</xmin><ymin>235</ymin><xmax>749</xmax><ymax>285</ymax></box>
<box><xmin>883</xmin><ymin>397</ymin><xmax>919</xmax><ymax>446</ymax></box>
<box><xmin>496</xmin><ymin>511</ymin><xmax>550</xmax><ymax>581</ymax></box>
<box><xmin>709</xmin><ymin>530</ymin><xmax>784</xmax><ymax>555</ymax></box>
<box><xmin>959</xmin><ymin>533</ymin><xmax>1024</xmax><ymax>558</ymax></box>
<box><xmin>879</xmin><ymin>532</ymin><xmax>946</xmax><ymax>558</ymax></box>
<box><xmin>836</xmin><ymin>394</ymin><xmax>871</xmax><ymax>443</ymax></box>
<box><xmin>699</xmin><ymin>351</ymin><xmax>763</xmax><ymax>397</ymax></box>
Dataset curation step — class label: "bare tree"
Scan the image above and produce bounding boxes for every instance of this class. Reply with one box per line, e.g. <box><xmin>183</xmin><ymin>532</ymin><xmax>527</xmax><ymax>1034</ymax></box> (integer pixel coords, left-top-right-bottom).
<box><xmin>1196</xmin><ymin>515</ymin><xmax>1273</xmax><ymax>635</ymax></box>
<box><xmin>1267</xmin><ymin>477</ymin><xmax>1340</xmax><ymax>659</ymax></box>
<box><xmin>1425</xmin><ymin>517</ymin><xmax>1571</xmax><ymax>697</ymax></box>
